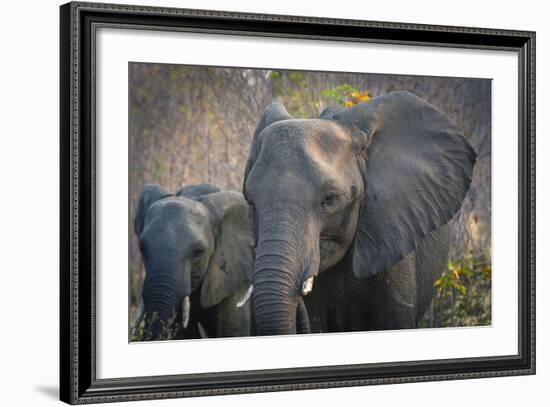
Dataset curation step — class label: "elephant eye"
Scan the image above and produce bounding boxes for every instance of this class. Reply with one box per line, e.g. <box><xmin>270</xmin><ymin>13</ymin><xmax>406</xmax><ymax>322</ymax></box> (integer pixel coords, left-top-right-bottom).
<box><xmin>321</xmin><ymin>193</ymin><xmax>337</xmax><ymax>208</ymax></box>
<box><xmin>192</xmin><ymin>247</ymin><xmax>205</xmax><ymax>261</ymax></box>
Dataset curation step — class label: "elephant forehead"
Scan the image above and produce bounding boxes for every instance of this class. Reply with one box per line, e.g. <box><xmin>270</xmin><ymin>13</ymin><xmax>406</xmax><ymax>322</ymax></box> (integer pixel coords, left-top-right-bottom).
<box><xmin>304</xmin><ymin>124</ymin><xmax>352</xmax><ymax>165</ymax></box>
<box><xmin>261</xmin><ymin>119</ymin><xmax>351</xmax><ymax>164</ymax></box>
<box><xmin>147</xmin><ymin>198</ymin><xmax>209</xmax><ymax>229</ymax></box>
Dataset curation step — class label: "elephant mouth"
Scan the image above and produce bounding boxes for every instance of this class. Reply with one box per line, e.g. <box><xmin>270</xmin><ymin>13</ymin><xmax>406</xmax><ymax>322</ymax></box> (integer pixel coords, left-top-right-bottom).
<box><xmin>296</xmin><ymin>295</ymin><xmax>311</xmax><ymax>334</ymax></box>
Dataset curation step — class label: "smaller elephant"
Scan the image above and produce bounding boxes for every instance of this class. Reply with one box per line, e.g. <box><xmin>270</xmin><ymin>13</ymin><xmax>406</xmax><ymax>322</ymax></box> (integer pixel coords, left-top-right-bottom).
<box><xmin>132</xmin><ymin>183</ymin><xmax>254</xmax><ymax>340</ymax></box>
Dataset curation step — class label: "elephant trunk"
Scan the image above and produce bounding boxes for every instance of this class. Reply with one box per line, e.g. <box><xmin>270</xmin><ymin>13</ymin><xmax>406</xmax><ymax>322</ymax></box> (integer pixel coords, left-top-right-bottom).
<box><xmin>252</xmin><ymin>201</ymin><xmax>317</xmax><ymax>336</ymax></box>
<box><xmin>141</xmin><ymin>273</ymin><xmax>181</xmax><ymax>340</ymax></box>
<box><xmin>253</xmin><ymin>263</ymin><xmax>299</xmax><ymax>335</ymax></box>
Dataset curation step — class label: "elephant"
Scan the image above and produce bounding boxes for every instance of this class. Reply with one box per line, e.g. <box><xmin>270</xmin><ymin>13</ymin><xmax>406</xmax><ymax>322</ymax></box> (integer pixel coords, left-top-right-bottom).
<box><xmin>132</xmin><ymin>183</ymin><xmax>255</xmax><ymax>340</ymax></box>
<box><xmin>242</xmin><ymin>91</ymin><xmax>477</xmax><ymax>336</ymax></box>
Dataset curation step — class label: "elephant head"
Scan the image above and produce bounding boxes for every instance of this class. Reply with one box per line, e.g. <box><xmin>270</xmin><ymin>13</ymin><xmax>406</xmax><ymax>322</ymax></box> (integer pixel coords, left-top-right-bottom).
<box><xmin>133</xmin><ymin>184</ymin><xmax>254</xmax><ymax>340</ymax></box>
<box><xmin>243</xmin><ymin>91</ymin><xmax>477</xmax><ymax>335</ymax></box>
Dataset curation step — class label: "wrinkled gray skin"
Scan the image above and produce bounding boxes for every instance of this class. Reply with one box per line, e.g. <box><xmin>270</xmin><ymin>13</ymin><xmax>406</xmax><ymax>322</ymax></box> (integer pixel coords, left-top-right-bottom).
<box><xmin>134</xmin><ymin>183</ymin><xmax>254</xmax><ymax>340</ymax></box>
<box><xmin>244</xmin><ymin>91</ymin><xmax>477</xmax><ymax>336</ymax></box>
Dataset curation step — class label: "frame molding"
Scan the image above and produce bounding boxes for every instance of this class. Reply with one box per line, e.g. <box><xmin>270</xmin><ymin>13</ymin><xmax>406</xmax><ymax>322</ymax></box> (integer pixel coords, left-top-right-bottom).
<box><xmin>60</xmin><ymin>1</ymin><xmax>535</xmax><ymax>404</ymax></box>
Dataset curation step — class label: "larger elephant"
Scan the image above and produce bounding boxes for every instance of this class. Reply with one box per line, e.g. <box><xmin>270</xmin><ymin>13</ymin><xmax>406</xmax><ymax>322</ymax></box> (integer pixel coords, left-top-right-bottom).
<box><xmin>133</xmin><ymin>183</ymin><xmax>254</xmax><ymax>340</ymax></box>
<box><xmin>243</xmin><ymin>91</ymin><xmax>477</xmax><ymax>335</ymax></box>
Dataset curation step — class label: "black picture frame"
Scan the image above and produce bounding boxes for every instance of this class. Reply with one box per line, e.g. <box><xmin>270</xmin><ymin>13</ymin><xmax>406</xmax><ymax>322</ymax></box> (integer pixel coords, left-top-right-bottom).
<box><xmin>60</xmin><ymin>1</ymin><xmax>536</xmax><ymax>404</ymax></box>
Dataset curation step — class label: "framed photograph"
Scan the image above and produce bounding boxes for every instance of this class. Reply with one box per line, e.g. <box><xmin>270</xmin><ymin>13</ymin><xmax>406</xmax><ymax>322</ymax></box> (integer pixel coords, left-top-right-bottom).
<box><xmin>60</xmin><ymin>1</ymin><xmax>535</xmax><ymax>404</ymax></box>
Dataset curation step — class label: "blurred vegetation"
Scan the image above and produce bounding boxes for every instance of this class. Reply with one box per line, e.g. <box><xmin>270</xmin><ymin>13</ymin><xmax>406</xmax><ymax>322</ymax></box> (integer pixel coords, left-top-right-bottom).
<box><xmin>322</xmin><ymin>84</ymin><xmax>370</xmax><ymax>107</ymax></box>
<box><xmin>130</xmin><ymin>64</ymin><xmax>491</xmax><ymax>328</ymax></box>
<box><xmin>420</xmin><ymin>255</ymin><xmax>491</xmax><ymax>328</ymax></box>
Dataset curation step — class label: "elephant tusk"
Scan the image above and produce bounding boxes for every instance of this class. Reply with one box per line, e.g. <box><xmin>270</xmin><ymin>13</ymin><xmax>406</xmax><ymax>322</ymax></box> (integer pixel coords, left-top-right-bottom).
<box><xmin>302</xmin><ymin>276</ymin><xmax>314</xmax><ymax>296</ymax></box>
<box><xmin>236</xmin><ymin>285</ymin><xmax>253</xmax><ymax>308</ymax></box>
<box><xmin>197</xmin><ymin>322</ymin><xmax>209</xmax><ymax>339</ymax></box>
<box><xmin>131</xmin><ymin>300</ymin><xmax>145</xmax><ymax>337</ymax></box>
<box><xmin>181</xmin><ymin>296</ymin><xmax>190</xmax><ymax>329</ymax></box>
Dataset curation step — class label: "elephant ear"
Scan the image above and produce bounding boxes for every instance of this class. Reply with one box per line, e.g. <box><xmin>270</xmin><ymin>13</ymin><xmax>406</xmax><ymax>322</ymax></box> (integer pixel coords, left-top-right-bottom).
<box><xmin>176</xmin><ymin>183</ymin><xmax>220</xmax><ymax>200</ymax></box>
<box><xmin>333</xmin><ymin>91</ymin><xmax>477</xmax><ymax>279</ymax></box>
<box><xmin>134</xmin><ymin>184</ymin><xmax>171</xmax><ymax>236</ymax></box>
<box><xmin>243</xmin><ymin>102</ymin><xmax>293</xmax><ymax>194</ymax></box>
<box><xmin>199</xmin><ymin>191</ymin><xmax>255</xmax><ymax>308</ymax></box>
